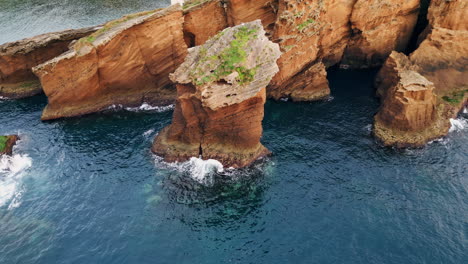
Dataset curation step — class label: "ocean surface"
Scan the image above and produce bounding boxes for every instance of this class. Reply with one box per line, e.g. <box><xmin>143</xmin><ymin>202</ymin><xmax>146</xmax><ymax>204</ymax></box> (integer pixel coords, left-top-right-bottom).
<box><xmin>1</xmin><ymin>1</ymin><xmax>467</xmax><ymax>263</ymax></box>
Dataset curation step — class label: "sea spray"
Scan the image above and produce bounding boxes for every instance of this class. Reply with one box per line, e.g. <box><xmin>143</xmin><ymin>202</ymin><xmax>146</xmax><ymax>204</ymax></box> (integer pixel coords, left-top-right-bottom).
<box><xmin>449</xmin><ymin>117</ymin><xmax>467</xmax><ymax>133</ymax></box>
<box><xmin>187</xmin><ymin>157</ymin><xmax>224</xmax><ymax>183</ymax></box>
<box><xmin>154</xmin><ymin>156</ymin><xmax>224</xmax><ymax>185</ymax></box>
<box><xmin>0</xmin><ymin>154</ymin><xmax>32</xmax><ymax>208</ymax></box>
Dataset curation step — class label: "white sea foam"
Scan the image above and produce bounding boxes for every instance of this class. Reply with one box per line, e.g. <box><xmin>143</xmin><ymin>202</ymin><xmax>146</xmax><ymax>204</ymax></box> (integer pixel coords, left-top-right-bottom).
<box><xmin>143</xmin><ymin>129</ymin><xmax>155</xmax><ymax>137</ymax></box>
<box><xmin>0</xmin><ymin>154</ymin><xmax>32</xmax><ymax>209</ymax></box>
<box><xmin>107</xmin><ymin>103</ymin><xmax>174</xmax><ymax>112</ymax></box>
<box><xmin>126</xmin><ymin>103</ymin><xmax>175</xmax><ymax>112</ymax></box>
<box><xmin>154</xmin><ymin>156</ymin><xmax>224</xmax><ymax>185</ymax></box>
<box><xmin>449</xmin><ymin>117</ymin><xmax>467</xmax><ymax>133</ymax></box>
<box><xmin>187</xmin><ymin>157</ymin><xmax>224</xmax><ymax>183</ymax></box>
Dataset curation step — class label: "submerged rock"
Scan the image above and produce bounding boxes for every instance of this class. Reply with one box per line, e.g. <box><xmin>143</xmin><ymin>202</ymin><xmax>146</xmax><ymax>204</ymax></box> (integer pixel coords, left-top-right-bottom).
<box><xmin>33</xmin><ymin>5</ymin><xmax>187</xmax><ymax>120</ymax></box>
<box><xmin>152</xmin><ymin>20</ymin><xmax>281</xmax><ymax>168</ymax></box>
<box><xmin>0</xmin><ymin>135</ymin><xmax>19</xmax><ymax>156</ymax></box>
<box><xmin>0</xmin><ymin>27</ymin><xmax>98</xmax><ymax>99</ymax></box>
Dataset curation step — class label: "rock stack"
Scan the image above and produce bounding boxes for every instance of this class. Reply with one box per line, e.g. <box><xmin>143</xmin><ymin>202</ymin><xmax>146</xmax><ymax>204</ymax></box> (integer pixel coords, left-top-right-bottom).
<box><xmin>152</xmin><ymin>20</ymin><xmax>281</xmax><ymax>168</ymax></box>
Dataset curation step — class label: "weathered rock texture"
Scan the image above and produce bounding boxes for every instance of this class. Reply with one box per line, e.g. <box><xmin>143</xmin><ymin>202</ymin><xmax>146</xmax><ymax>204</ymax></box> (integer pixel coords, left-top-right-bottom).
<box><xmin>33</xmin><ymin>5</ymin><xmax>187</xmax><ymax>120</ymax></box>
<box><xmin>183</xmin><ymin>0</ymin><xmax>228</xmax><ymax>47</ymax></box>
<box><xmin>226</xmin><ymin>0</ymin><xmax>278</xmax><ymax>31</ymax></box>
<box><xmin>374</xmin><ymin>0</ymin><xmax>468</xmax><ymax>147</ymax></box>
<box><xmin>341</xmin><ymin>0</ymin><xmax>420</xmax><ymax>68</ymax></box>
<box><xmin>373</xmin><ymin>52</ymin><xmax>449</xmax><ymax>147</ymax></box>
<box><xmin>153</xmin><ymin>20</ymin><xmax>281</xmax><ymax>168</ymax></box>
<box><xmin>0</xmin><ymin>27</ymin><xmax>98</xmax><ymax>99</ymax></box>
<box><xmin>267</xmin><ymin>0</ymin><xmax>356</xmax><ymax>101</ymax></box>
<box><xmin>0</xmin><ymin>135</ymin><xmax>19</xmax><ymax>156</ymax></box>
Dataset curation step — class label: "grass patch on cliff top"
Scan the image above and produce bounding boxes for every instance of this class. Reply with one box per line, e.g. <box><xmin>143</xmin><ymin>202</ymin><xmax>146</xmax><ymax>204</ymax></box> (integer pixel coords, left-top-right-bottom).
<box><xmin>0</xmin><ymin>136</ymin><xmax>8</xmax><ymax>152</ymax></box>
<box><xmin>194</xmin><ymin>26</ymin><xmax>259</xmax><ymax>86</ymax></box>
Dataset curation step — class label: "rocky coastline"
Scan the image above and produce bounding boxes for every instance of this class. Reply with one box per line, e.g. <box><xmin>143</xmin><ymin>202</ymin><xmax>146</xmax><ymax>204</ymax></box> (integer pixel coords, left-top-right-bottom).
<box><xmin>0</xmin><ymin>0</ymin><xmax>466</xmax><ymax>167</ymax></box>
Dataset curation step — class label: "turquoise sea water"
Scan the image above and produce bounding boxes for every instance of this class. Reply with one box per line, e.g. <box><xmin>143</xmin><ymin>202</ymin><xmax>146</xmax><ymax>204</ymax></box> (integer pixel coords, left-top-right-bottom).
<box><xmin>1</xmin><ymin>1</ymin><xmax>467</xmax><ymax>263</ymax></box>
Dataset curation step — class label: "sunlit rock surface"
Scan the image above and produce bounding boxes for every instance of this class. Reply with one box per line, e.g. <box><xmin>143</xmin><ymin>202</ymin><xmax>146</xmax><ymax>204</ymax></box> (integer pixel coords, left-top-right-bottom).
<box><xmin>153</xmin><ymin>20</ymin><xmax>281</xmax><ymax>168</ymax></box>
<box><xmin>33</xmin><ymin>5</ymin><xmax>187</xmax><ymax>120</ymax></box>
<box><xmin>0</xmin><ymin>26</ymin><xmax>97</xmax><ymax>99</ymax></box>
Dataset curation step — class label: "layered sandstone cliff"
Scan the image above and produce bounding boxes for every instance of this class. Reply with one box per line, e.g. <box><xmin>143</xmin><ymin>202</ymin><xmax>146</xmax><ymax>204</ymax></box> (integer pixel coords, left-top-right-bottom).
<box><xmin>153</xmin><ymin>21</ymin><xmax>281</xmax><ymax>168</ymax></box>
<box><xmin>373</xmin><ymin>53</ymin><xmax>449</xmax><ymax>147</ymax></box>
<box><xmin>0</xmin><ymin>135</ymin><xmax>19</xmax><ymax>156</ymax></box>
<box><xmin>183</xmin><ymin>0</ymin><xmax>228</xmax><ymax>47</ymax></box>
<box><xmin>341</xmin><ymin>0</ymin><xmax>420</xmax><ymax>68</ymax></box>
<box><xmin>0</xmin><ymin>27</ymin><xmax>97</xmax><ymax>99</ymax></box>
<box><xmin>33</xmin><ymin>5</ymin><xmax>187</xmax><ymax>120</ymax></box>
<box><xmin>374</xmin><ymin>0</ymin><xmax>467</xmax><ymax>147</ymax></box>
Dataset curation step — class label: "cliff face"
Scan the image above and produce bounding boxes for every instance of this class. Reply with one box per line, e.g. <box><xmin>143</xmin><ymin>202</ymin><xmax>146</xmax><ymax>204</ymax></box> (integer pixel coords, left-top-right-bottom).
<box><xmin>226</xmin><ymin>0</ymin><xmax>278</xmax><ymax>31</ymax></box>
<box><xmin>0</xmin><ymin>27</ymin><xmax>97</xmax><ymax>99</ymax></box>
<box><xmin>267</xmin><ymin>0</ymin><xmax>355</xmax><ymax>101</ymax></box>
<box><xmin>374</xmin><ymin>0</ymin><xmax>467</xmax><ymax>147</ymax></box>
<box><xmin>0</xmin><ymin>135</ymin><xmax>19</xmax><ymax>156</ymax></box>
<box><xmin>183</xmin><ymin>0</ymin><xmax>228</xmax><ymax>47</ymax></box>
<box><xmin>373</xmin><ymin>52</ymin><xmax>450</xmax><ymax>147</ymax></box>
<box><xmin>341</xmin><ymin>0</ymin><xmax>420</xmax><ymax>68</ymax></box>
<box><xmin>153</xmin><ymin>21</ymin><xmax>281</xmax><ymax>168</ymax></box>
<box><xmin>33</xmin><ymin>5</ymin><xmax>187</xmax><ymax>120</ymax></box>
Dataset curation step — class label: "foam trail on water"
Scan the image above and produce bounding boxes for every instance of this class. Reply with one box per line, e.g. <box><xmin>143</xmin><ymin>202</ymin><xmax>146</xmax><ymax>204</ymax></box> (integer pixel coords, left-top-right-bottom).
<box><xmin>0</xmin><ymin>154</ymin><xmax>32</xmax><ymax>209</ymax></box>
<box><xmin>126</xmin><ymin>103</ymin><xmax>174</xmax><ymax>112</ymax></box>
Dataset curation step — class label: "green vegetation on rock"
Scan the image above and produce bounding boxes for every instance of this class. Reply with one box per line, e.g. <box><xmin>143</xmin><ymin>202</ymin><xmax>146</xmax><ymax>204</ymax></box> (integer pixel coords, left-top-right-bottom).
<box><xmin>193</xmin><ymin>26</ymin><xmax>259</xmax><ymax>86</ymax></box>
<box><xmin>0</xmin><ymin>136</ymin><xmax>8</xmax><ymax>152</ymax></box>
<box><xmin>442</xmin><ymin>89</ymin><xmax>468</xmax><ymax>104</ymax></box>
<box><xmin>297</xmin><ymin>19</ymin><xmax>315</xmax><ymax>32</ymax></box>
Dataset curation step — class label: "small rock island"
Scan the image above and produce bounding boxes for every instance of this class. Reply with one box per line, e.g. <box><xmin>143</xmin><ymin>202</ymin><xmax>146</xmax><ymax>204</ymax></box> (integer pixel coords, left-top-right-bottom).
<box><xmin>152</xmin><ymin>20</ymin><xmax>281</xmax><ymax>168</ymax></box>
<box><xmin>0</xmin><ymin>135</ymin><xmax>19</xmax><ymax>156</ymax></box>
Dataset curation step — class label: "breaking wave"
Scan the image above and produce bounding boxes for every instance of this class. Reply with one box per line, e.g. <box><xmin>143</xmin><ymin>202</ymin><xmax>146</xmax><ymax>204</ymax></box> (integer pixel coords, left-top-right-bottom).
<box><xmin>0</xmin><ymin>154</ymin><xmax>32</xmax><ymax>209</ymax></box>
<box><xmin>154</xmin><ymin>156</ymin><xmax>224</xmax><ymax>185</ymax></box>
<box><xmin>449</xmin><ymin>117</ymin><xmax>467</xmax><ymax>133</ymax></box>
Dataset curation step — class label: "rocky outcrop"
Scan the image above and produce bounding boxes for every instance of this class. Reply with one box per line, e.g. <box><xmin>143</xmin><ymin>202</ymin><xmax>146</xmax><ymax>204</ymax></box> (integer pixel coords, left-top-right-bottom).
<box><xmin>0</xmin><ymin>135</ymin><xmax>19</xmax><ymax>156</ymax></box>
<box><xmin>183</xmin><ymin>0</ymin><xmax>228</xmax><ymax>47</ymax></box>
<box><xmin>267</xmin><ymin>0</ymin><xmax>355</xmax><ymax>101</ymax></box>
<box><xmin>226</xmin><ymin>0</ymin><xmax>278</xmax><ymax>31</ymax></box>
<box><xmin>0</xmin><ymin>27</ymin><xmax>98</xmax><ymax>99</ymax></box>
<box><xmin>33</xmin><ymin>5</ymin><xmax>187</xmax><ymax>120</ymax></box>
<box><xmin>153</xmin><ymin>20</ymin><xmax>281</xmax><ymax>168</ymax></box>
<box><xmin>341</xmin><ymin>0</ymin><xmax>420</xmax><ymax>68</ymax></box>
<box><xmin>373</xmin><ymin>52</ymin><xmax>450</xmax><ymax>147</ymax></box>
<box><xmin>374</xmin><ymin>0</ymin><xmax>468</xmax><ymax>147</ymax></box>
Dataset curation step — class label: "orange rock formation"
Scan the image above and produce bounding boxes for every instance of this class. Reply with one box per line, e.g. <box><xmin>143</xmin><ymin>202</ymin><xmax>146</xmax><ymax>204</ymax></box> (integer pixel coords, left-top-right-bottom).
<box><xmin>374</xmin><ymin>0</ymin><xmax>468</xmax><ymax>147</ymax></box>
<box><xmin>0</xmin><ymin>27</ymin><xmax>97</xmax><ymax>99</ymax></box>
<box><xmin>33</xmin><ymin>5</ymin><xmax>187</xmax><ymax>120</ymax></box>
<box><xmin>153</xmin><ymin>21</ymin><xmax>281</xmax><ymax>168</ymax></box>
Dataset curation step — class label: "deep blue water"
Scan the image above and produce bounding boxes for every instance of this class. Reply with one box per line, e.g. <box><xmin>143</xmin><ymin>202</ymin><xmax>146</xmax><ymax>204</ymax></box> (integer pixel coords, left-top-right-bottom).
<box><xmin>1</xmin><ymin>1</ymin><xmax>468</xmax><ymax>264</ymax></box>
